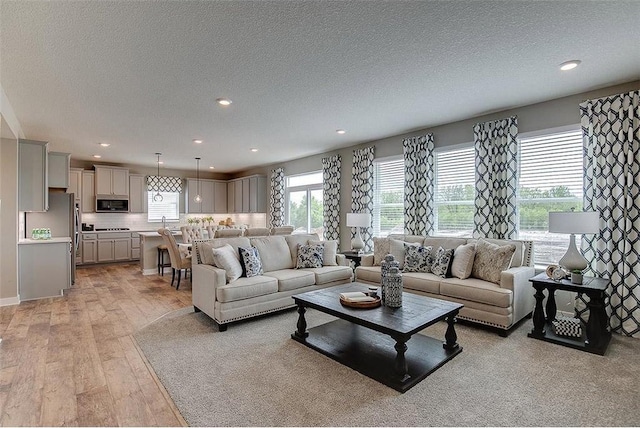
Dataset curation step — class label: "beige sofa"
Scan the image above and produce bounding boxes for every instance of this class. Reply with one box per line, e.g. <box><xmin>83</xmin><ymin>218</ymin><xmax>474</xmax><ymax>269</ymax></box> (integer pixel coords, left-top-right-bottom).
<box><xmin>192</xmin><ymin>234</ymin><xmax>353</xmax><ymax>331</ymax></box>
<box><xmin>355</xmin><ymin>235</ymin><xmax>536</xmax><ymax>335</ymax></box>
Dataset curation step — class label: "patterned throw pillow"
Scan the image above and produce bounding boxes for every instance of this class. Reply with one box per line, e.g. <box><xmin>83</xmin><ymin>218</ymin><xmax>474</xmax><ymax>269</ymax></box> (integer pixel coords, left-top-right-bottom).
<box><xmin>238</xmin><ymin>247</ymin><xmax>263</xmax><ymax>278</ymax></box>
<box><xmin>296</xmin><ymin>243</ymin><xmax>324</xmax><ymax>268</ymax></box>
<box><xmin>471</xmin><ymin>239</ymin><xmax>516</xmax><ymax>284</ymax></box>
<box><xmin>431</xmin><ymin>247</ymin><xmax>455</xmax><ymax>278</ymax></box>
<box><xmin>373</xmin><ymin>237</ymin><xmax>391</xmax><ymax>266</ymax></box>
<box><xmin>403</xmin><ymin>244</ymin><xmax>434</xmax><ymax>272</ymax></box>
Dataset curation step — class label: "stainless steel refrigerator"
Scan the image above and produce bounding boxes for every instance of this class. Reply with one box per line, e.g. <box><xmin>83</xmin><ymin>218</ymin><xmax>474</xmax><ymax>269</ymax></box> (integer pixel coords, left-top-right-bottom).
<box><xmin>25</xmin><ymin>192</ymin><xmax>80</xmax><ymax>283</ymax></box>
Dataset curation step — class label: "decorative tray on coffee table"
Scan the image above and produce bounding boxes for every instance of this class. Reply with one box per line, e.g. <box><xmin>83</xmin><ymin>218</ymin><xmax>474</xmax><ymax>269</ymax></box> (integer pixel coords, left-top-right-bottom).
<box><xmin>339</xmin><ymin>295</ymin><xmax>381</xmax><ymax>309</ymax></box>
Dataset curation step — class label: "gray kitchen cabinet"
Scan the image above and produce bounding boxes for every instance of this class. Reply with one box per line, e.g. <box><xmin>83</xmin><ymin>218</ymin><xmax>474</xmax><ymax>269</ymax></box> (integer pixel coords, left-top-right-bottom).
<box><xmin>18</xmin><ymin>240</ymin><xmax>71</xmax><ymax>300</ymax></box>
<box><xmin>227</xmin><ymin>181</ymin><xmax>235</xmax><ymax>213</ymax></box>
<box><xmin>96</xmin><ymin>232</ymin><xmax>131</xmax><ymax>262</ymax></box>
<box><xmin>67</xmin><ymin>168</ymin><xmax>83</xmax><ymax>201</ymax></box>
<box><xmin>18</xmin><ymin>139</ymin><xmax>48</xmax><ymax>212</ymax></box>
<box><xmin>131</xmin><ymin>232</ymin><xmax>140</xmax><ymax>259</ymax></box>
<box><xmin>95</xmin><ymin>166</ymin><xmax>129</xmax><ymax>197</ymax></box>
<box><xmin>234</xmin><ymin>179</ymin><xmax>243</xmax><ymax>213</ymax></box>
<box><xmin>129</xmin><ymin>174</ymin><xmax>147</xmax><ymax>213</ymax></box>
<box><xmin>248</xmin><ymin>175</ymin><xmax>267</xmax><ymax>213</ymax></box>
<box><xmin>81</xmin><ymin>171</ymin><xmax>95</xmax><ymax>213</ymax></box>
<box><xmin>186</xmin><ymin>178</ymin><xmax>215</xmax><ymax>213</ymax></box>
<box><xmin>214</xmin><ymin>181</ymin><xmax>228</xmax><ymax>213</ymax></box>
<box><xmin>82</xmin><ymin>233</ymin><xmax>97</xmax><ymax>264</ymax></box>
<box><xmin>48</xmin><ymin>152</ymin><xmax>70</xmax><ymax>188</ymax></box>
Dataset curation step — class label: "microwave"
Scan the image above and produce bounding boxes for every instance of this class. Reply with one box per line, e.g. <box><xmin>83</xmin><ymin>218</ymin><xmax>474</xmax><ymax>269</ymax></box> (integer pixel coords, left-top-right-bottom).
<box><xmin>96</xmin><ymin>198</ymin><xmax>129</xmax><ymax>212</ymax></box>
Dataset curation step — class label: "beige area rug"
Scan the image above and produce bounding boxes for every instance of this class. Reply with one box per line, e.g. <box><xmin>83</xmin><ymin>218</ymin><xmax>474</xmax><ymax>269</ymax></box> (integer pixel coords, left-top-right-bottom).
<box><xmin>134</xmin><ymin>307</ymin><xmax>640</xmax><ymax>427</ymax></box>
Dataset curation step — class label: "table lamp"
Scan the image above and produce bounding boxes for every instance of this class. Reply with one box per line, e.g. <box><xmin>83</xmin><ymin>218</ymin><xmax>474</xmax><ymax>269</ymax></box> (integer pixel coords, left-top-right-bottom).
<box><xmin>346</xmin><ymin>213</ymin><xmax>371</xmax><ymax>252</ymax></box>
<box><xmin>548</xmin><ymin>210</ymin><xmax>599</xmax><ymax>271</ymax></box>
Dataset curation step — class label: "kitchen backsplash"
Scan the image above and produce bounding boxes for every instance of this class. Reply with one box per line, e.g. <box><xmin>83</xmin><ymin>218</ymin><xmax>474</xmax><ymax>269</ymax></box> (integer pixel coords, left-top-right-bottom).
<box><xmin>80</xmin><ymin>212</ymin><xmax>267</xmax><ymax>231</ymax></box>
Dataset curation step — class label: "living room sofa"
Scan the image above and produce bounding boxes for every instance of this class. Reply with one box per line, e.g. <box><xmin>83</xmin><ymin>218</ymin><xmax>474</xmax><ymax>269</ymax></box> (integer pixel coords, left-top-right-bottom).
<box><xmin>192</xmin><ymin>234</ymin><xmax>353</xmax><ymax>330</ymax></box>
<box><xmin>355</xmin><ymin>235</ymin><xmax>536</xmax><ymax>335</ymax></box>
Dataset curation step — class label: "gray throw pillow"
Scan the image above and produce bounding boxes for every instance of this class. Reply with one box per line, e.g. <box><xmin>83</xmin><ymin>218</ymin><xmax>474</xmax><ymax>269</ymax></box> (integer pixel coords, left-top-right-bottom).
<box><xmin>431</xmin><ymin>246</ymin><xmax>455</xmax><ymax>278</ymax></box>
<box><xmin>296</xmin><ymin>243</ymin><xmax>324</xmax><ymax>268</ymax></box>
<box><xmin>239</xmin><ymin>246</ymin><xmax>263</xmax><ymax>278</ymax></box>
<box><xmin>471</xmin><ymin>239</ymin><xmax>516</xmax><ymax>284</ymax></box>
<box><xmin>403</xmin><ymin>243</ymin><xmax>434</xmax><ymax>272</ymax></box>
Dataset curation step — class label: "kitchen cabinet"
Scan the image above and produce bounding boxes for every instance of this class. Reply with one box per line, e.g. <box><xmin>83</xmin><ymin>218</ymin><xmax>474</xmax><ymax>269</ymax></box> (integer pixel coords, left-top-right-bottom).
<box><xmin>234</xmin><ymin>179</ymin><xmax>243</xmax><ymax>213</ymax></box>
<box><xmin>95</xmin><ymin>166</ymin><xmax>129</xmax><ymax>197</ymax></box>
<box><xmin>214</xmin><ymin>181</ymin><xmax>227</xmax><ymax>213</ymax></box>
<box><xmin>68</xmin><ymin>168</ymin><xmax>83</xmax><ymax>201</ymax></box>
<box><xmin>227</xmin><ymin>181</ymin><xmax>235</xmax><ymax>213</ymax></box>
<box><xmin>48</xmin><ymin>152</ymin><xmax>70</xmax><ymax>188</ymax></box>
<box><xmin>227</xmin><ymin>175</ymin><xmax>266</xmax><ymax>213</ymax></box>
<box><xmin>18</xmin><ymin>238</ymin><xmax>71</xmax><ymax>300</ymax></box>
<box><xmin>131</xmin><ymin>232</ymin><xmax>140</xmax><ymax>259</ymax></box>
<box><xmin>242</xmin><ymin>178</ymin><xmax>250</xmax><ymax>212</ymax></box>
<box><xmin>81</xmin><ymin>171</ymin><xmax>95</xmax><ymax>213</ymax></box>
<box><xmin>18</xmin><ymin>139</ymin><xmax>48</xmax><ymax>212</ymax></box>
<box><xmin>248</xmin><ymin>175</ymin><xmax>267</xmax><ymax>213</ymax></box>
<box><xmin>82</xmin><ymin>233</ymin><xmax>97</xmax><ymax>264</ymax></box>
<box><xmin>96</xmin><ymin>232</ymin><xmax>131</xmax><ymax>262</ymax></box>
<box><xmin>186</xmin><ymin>178</ymin><xmax>224</xmax><ymax>214</ymax></box>
<box><xmin>129</xmin><ymin>174</ymin><xmax>147</xmax><ymax>213</ymax></box>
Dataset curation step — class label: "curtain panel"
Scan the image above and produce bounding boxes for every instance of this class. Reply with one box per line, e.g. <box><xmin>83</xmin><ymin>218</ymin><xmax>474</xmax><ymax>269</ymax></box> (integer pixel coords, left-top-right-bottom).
<box><xmin>146</xmin><ymin>175</ymin><xmax>183</xmax><ymax>193</ymax></box>
<box><xmin>351</xmin><ymin>147</ymin><xmax>375</xmax><ymax>252</ymax></box>
<box><xmin>473</xmin><ymin>116</ymin><xmax>519</xmax><ymax>239</ymax></box>
<box><xmin>322</xmin><ymin>155</ymin><xmax>341</xmax><ymax>243</ymax></box>
<box><xmin>403</xmin><ymin>134</ymin><xmax>435</xmax><ymax>235</ymax></box>
<box><xmin>579</xmin><ymin>90</ymin><xmax>640</xmax><ymax>337</ymax></box>
<box><xmin>269</xmin><ymin>167</ymin><xmax>285</xmax><ymax>228</ymax></box>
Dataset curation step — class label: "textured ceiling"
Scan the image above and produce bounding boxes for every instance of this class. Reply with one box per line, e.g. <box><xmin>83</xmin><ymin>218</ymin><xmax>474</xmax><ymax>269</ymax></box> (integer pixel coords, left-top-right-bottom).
<box><xmin>1</xmin><ymin>1</ymin><xmax>639</xmax><ymax>172</ymax></box>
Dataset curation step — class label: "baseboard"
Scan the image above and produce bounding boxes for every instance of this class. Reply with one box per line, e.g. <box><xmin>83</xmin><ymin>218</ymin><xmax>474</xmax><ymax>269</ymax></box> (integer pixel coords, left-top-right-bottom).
<box><xmin>142</xmin><ymin>268</ymin><xmax>158</xmax><ymax>276</ymax></box>
<box><xmin>0</xmin><ymin>296</ymin><xmax>20</xmax><ymax>307</ymax></box>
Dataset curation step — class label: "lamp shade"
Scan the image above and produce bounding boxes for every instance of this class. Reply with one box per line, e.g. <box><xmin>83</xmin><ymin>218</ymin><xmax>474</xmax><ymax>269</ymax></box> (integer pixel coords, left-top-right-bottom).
<box><xmin>548</xmin><ymin>211</ymin><xmax>599</xmax><ymax>234</ymax></box>
<box><xmin>346</xmin><ymin>213</ymin><xmax>371</xmax><ymax>228</ymax></box>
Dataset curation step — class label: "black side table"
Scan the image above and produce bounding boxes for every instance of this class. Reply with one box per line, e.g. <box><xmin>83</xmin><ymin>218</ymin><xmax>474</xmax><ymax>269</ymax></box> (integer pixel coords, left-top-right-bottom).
<box><xmin>339</xmin><ymin>251</ymin><xmax>371</xmax><ymax>269</ymax></box>
<box><xmin>527</xmin><ymin>272</ymin><xmax>611</xmax><ymax>355</ymax></box>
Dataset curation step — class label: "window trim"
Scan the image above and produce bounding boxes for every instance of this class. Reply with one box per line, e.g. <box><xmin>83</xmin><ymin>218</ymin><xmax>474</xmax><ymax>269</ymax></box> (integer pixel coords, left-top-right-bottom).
<box><xmin>285</xmin><ymin>171</ymin><xmax>323</xmax><ymax>234</ymax></box>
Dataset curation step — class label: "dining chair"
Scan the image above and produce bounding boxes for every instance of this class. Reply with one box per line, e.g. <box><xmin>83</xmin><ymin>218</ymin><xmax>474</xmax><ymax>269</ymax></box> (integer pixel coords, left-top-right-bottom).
<box><xmin>180</xmin><ymin>226</ymin><xmax>204</xmax><ymax>244</ymax></box>
<box><xmin>243</xmin><ymin>227</ymin><xmax>271</xmax><ymax>237</ymax></box>
<box><xmin>214</xmin><ymin>228</ymin><xmax>243</xmax><ymax>238</ymax></box>
<box><xmin>270</xmin><ymin>225</ymin><xmax>295</xmax><ymax>235</ymax></box>
<box><xmin>158</xmin><ymin>228</ymin><xmax>191</xmax><ymax>290</ymax></box>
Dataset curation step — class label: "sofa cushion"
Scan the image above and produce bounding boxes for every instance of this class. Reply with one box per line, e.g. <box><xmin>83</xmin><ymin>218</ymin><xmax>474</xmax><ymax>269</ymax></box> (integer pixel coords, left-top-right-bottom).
<box><xmin>309</xmin><ymin>239</ymin><xmax>338</xmax><ymax>266</ymax></box>
<box><xmin>355</xmin><ymin>266</ymin><xmax>381</xmax><ymax>284</ymax></box>
<box><xmin>471</xmin><ymin>239</ymin><xmax>516</xmax><ymax>284</ymax></box>
<box><xmin>296</xmin><ymin>243</ymin><xmax>324</xmax><ymax>268</ymax></box>
<box><xmin>402</xmin><ymin>272</ymin><xmax>442</xmax><ymax>294</ymax></box>
<box><xmin>211</xmin><ymin>244</ymin><xmax>243</xmax><ymax>283</ymax></box>
<box><xmin>431</xmin><ymin>247</ymin><xmax>454</xmax><ymax>278</ymax></box>
<box><xmin>373</xmin><ymin>237</ymin><xmax>391</xmax><ymax>266</ymax></box>
<box><xmin>263</xmin><ymin>269</ymin><xmax>316</xmax><ymax>292</ymax></box>
<box><xmin>216</xmin><ymin>275</ymin><xmax>278</xmax><ymax>303</ymax></box>
<box><xmin>403</xmin><ymin>243</ymin><xmax>434</xmax><ymax>272</ymax></box>
<box><xmin>451</xmin><ymin>243</ymin><xmax>476</xmax><ymax>280</ymax></box>
<box><xmin>440</xmin><ymin>277</ymin><xmax>513</xmax><ymax>308</ymax></box>
<box><xmin>284</xmin><ymin>234</ymin><xmax>319</xmax><ymax>264</ymax></box>
<box><xmin>423</xmin><ymin>237</ymin><xmax>468</xmax><ymax>254</ymax></box>
<box><xmin>304</xmin><ymin>266</ymin><xmax>353</xmax><ymax>285</ymax></box>
<box><xmin>199</xmin><ymin>237</ymin><xmax>251</xmax><ymax>265</ymax></box>
<box><xmin>239</xmin><ymin>247</ymin><xmax>263</xmax><ymax>278</ymax></box>
<box><xmin>250</xmin><ymin>236</ymin><xmax>293</xmax><ymax>272</ymax></box>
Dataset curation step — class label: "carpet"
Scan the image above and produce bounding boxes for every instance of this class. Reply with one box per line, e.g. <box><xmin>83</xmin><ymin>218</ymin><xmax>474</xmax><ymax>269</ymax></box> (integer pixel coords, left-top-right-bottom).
<box><xmin>134</xmin><ymin>307</ymin><xmax>640</xmax><ymax>427</ymax></box>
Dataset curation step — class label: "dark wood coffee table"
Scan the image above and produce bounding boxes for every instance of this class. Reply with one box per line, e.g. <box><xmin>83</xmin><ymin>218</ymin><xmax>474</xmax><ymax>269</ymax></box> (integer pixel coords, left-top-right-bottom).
<box><xmin>291</xmin><ymin>283</ymin><xmax>463</xmax><ymax>392</ymax></box>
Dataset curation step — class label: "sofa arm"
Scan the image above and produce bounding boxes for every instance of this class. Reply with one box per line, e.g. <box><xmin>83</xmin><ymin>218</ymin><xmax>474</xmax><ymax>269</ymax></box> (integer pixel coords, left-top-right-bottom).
<box><xmin>361</xmin><ymin>254</ymin><xmax>374</xmax><ymax>267</ymax></box>
<box><xmin>192</xmin><ymin>263</ymin><xmax>227</xmax><ymax>318</ymax></box>
<box><xmin>336</xmin><ymin>254</ymin><xmax>349</xmax><ymax>266</ymax></box>
<box><xmin>500</xmin><ymin>265</ymin><xmax>536</xmax><ymax>325</ymax></box>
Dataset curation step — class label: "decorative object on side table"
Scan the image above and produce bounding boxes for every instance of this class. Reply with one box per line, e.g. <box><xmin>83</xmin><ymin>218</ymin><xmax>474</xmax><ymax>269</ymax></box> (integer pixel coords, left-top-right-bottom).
<box><xmin>548</xmin><ymin>209</ymin><xmax>599</xmax><ymax>271</ymax></box>
<box><xmin>384</xmin><ymin>266</ymin><xmax>403</xmax><ymax>308</ymax></box>
<box><xmin>346</xmin><ymin>212</ymin><xmax>371</xmax><ymax>252</ymax></box>
<box><xmin>571</xmin><ymin>269</ymin><xmax>583</xmax><ymax>284</ymax></box>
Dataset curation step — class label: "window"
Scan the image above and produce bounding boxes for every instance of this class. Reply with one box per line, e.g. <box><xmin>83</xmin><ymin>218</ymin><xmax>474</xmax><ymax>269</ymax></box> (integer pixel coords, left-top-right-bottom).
<box><xmin>517</xmin><ymin>128</ymin><xmax>583</xmax><ymax>265</ymax></box>
<box><xmin>434</xmin><ymin>146</ymin><xmax>475</xmax><ymax>237</ymax></box>
<box><xmin>285</xmin><ymin>172</ymin><xmax>323</xmax><ymax>235</ymax></box>
<box><xmin>373</xmin><ymin>157</ymin><xmax>404</xmax><ymax>237</ymax></box>
<box><xmin>148</xmin><ymin>192</ymin><xmax>180</xmax><ymax>222</ymax></box>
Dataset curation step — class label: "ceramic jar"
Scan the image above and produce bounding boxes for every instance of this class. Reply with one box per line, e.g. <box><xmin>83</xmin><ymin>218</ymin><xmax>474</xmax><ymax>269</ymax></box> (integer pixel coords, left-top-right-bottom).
<box><xmin>384</xmin><ymin>266</ymin><xmax>403</xmax><ymax>308</ymax></box>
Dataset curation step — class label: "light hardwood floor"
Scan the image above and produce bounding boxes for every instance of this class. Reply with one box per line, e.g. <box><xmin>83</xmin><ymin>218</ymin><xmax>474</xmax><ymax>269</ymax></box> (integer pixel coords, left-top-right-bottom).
<box><xmin>0</xmin><ymin>262</ymin><xmax>191</xmax><ymax>426</ymax></box>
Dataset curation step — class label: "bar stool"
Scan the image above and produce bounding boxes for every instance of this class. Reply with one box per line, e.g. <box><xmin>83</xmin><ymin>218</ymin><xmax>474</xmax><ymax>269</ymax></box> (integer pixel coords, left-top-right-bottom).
<box><xmin>157</xmin><ymin>245</ymin><xmax>171</xmax><ymax>275</ymax></box>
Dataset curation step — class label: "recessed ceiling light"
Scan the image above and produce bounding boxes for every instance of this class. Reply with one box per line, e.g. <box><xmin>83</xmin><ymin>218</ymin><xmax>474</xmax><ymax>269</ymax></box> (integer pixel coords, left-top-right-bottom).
<box><xmin>336</xmin><ymin>129</ymin><xmax>346</xmax><ymax>134</ymax></box>
<box><xmin>99</xmin><ymin>143</ymin><xmax>110</xmax><ymax>147</ymax></box>
<box><xmin>250</xmin><ymin>148</ymin><xmax>258</xmax><ymax>152</ymax></box>
<box><xmin>216</xmin><ymin>98</ymin><xmax>232</xmax><ymax>106</ymax></box>
<box><xmin>559</xmin><ymin>60</ymin><xmax>581</xmax><ymax>71</ymax></box>
<box><xmin>93</xmin><ymin>155</ymin><xmax>101</xmax><ymax>158</ymax></box>
<box><xmin>193</xmin><ymin>139</ymin><xmax>203</xmax><ymax>144</ymax></box>
<box><xmin>209</xmin><ymin>166</ymin><xmax>215</xmax><ymax>169</ymax></box>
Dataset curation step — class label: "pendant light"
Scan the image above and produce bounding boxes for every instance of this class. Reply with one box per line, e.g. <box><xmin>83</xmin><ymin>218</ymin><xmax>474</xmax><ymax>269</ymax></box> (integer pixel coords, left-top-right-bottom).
<box><xmin>194</xmin><ymin>157</ymin><xmax>202</xmax><ymax>203</ymax></box>
<box><xmin>153</xmin><ymin>153</ymin><xmax>163</xmax><ymax>202</ymax></box>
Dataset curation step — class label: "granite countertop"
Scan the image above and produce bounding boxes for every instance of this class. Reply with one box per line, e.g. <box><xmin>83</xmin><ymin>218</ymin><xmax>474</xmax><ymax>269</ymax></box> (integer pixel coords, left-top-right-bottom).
<box><xmin>19</xmin><ymin>237</ymin><xmax>72</xmax><ymax>245</ymax></box>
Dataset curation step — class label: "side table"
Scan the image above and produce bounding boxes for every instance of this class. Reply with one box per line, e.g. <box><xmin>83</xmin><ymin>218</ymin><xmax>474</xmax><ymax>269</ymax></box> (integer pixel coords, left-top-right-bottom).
<box><xmin>527</xmin><ymin>272</ymin><xmax>611</xmax><ymax>355</ymax></box>
<box><xmin>339</xmin><ymin>251</ymin><xmax>371</xmax><ymax>269</ymax></box>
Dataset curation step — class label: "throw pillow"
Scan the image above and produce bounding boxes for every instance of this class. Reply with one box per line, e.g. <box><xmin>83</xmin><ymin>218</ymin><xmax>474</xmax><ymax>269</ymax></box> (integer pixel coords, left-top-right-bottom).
<box><xmin>296</xmin><ymin>243</ymin><xmax>324</xmax><ymax>268</ymax></box>
<box><xmin>211</xmin><ymin>244</ymin><xmax>243</xmax><ymax>283</ymax></box>
<box><xmin>238</xmin><ymin>246</ymin><xmax>263</xmax><ymax>278</ymax></box>
<box><xmin>373</xmin><ymin>237</ymin><xmax>390</xmax><ymax>266</ymax></box>
<box><xmin>450</xmin><ymin>243</ymin><xmax>476</xmax><ymax>280</ymax></box>
<box><xmin>309</xmin><ymin>239</ymin><xmax>338</xmax><ymax>266</ymax></box>
<box><xmin>389</xmin><ymin>239</ymin><xmax>409</xmax><ymax>269</ymax></box>
<box><xmin>403</xmin><ymin>243</ymin><xmax>434</xmax><ymax>272</ymax></box>
<box><xmin>471</xmin><ymin>239</ymin><xmax>516</xmax><ymax>284</ymax></box>
<box><xmin>431</xmin><ymin>247</ymin><xmax>455</xmax><ymax>278</ymax></box>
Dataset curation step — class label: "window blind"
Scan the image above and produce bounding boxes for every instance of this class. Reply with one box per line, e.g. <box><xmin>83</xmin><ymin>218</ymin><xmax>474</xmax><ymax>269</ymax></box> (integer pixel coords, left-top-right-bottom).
<box><xmin>147</xmin><ymin>192</ymin><xmax>180</xmax><ymax>221</ymax></box>
<box><xmin>373</xmin><ymin>158</ymin><xmax>404</xmax><ymax>236</ymax></box>
<box><xmin>435</xmin><ymin>146</ymin><xmax>475</xmax><ymax>236</ymax></box>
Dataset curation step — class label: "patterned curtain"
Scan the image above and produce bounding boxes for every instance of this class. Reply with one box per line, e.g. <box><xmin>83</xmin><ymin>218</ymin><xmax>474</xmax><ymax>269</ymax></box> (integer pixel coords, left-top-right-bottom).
<box><xmin>403</xmin><ymin>134</ymin><xmax>435</xmax><ymax>235</ymax></box>
<box><xmin>269</xmin><ymin>167</ymin><xmax>285</xmax><ymax>228</ymax></box>
<box><xmin>473</xmin><ymin>116</ymin><xmax>519</xmax><ymax>239</ymax></box>
<box><xmin>579</xmin><ymin>90</ymin><xmax>640</xmax><ymax>337</ymax></box>
<box><xmin>146</xmin><ymin>176</ymin><xmax>183</xmax><ymax>193</ymax></box>
<box><xmin>322</xmin><ymin>155</ymin><xmax>341</xmax><ymax>242</ymax></box>
<box><xmin>351</xmin><ymin>147</ymin><xmax>375</xmax><ymax>252</ymax></box>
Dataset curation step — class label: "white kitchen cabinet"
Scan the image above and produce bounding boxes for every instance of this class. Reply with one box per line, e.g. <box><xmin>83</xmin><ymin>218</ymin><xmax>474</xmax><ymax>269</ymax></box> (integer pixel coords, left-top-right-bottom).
<box><xmin>129</xmin><ymin>174</ymin><xmax>147</xmax><ymax>213</ymax></box>
<box><xmin>18</xmin><ymin>239</ymin><xmax>71</xmax><ymax>300</ymax></box>
<box><xmin>67</xmin><ymin>168</ymin><xmax>83</xmax><ymax>201</ymax></box>
<box><xmin>18</xmin><ymin>139</ymin><xmax>48</xmax><ymax>212</ymax></box>
<box><xmin>95</xmin><ymin>166</ymin><xmax>129</xmax><ymax>197</ymax></box>
<box><xmin>48</xmin><ymin>152</ymin><xmax>70</xmax><ymax>188</ymax></box>
<box><xmin>81</xmin><ymin>171</ymin><xmax>95</xmax><ymax>213</ymax></box>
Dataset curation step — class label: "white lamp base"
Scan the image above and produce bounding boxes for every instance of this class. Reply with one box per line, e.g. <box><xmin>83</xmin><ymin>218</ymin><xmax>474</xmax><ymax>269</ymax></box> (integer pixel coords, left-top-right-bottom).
<box><xmin>559</xmin><ymin>234</ymin><xmax>588</xmax><ymax>271</ymax></box>
<box><xmin>351</xmin><ymin>228</ymin><xmax>364</xmax><ymax>252</ymax></box>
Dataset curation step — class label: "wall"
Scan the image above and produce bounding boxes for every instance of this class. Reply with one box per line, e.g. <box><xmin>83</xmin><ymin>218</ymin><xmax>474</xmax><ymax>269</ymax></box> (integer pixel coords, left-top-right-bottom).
<box><xmin>0</xmin><ymin>118</ymin><xmax>19</xmax><ymax>304</ymax></box>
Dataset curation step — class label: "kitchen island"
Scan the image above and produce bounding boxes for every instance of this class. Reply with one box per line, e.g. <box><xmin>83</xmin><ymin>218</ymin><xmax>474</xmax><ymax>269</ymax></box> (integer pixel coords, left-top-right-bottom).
<box><xmin>138</xmin><ymin>230</ymin><xmax>183</xmax><ymax>275</ymax></box>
